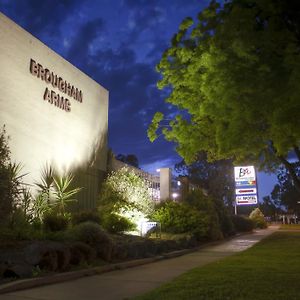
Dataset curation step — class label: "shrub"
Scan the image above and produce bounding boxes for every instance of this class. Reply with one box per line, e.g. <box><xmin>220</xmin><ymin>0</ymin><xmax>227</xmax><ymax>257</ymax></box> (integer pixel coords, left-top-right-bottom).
<box><xmin>71</xmin><ymin>210</ymin><xmax>101</xmax><ymax>225</ymax></box>
<box><xmin>43</xmin><ymin>213</ymin><xmax>69</xmax><ymax>232</ymax></box>
<box><xmin>183</xmin><ymin>190</ymin><xmax>224</xmax><ymax>240</ymax></box>
<box><xmin>249</xmin><ymin>208</ymin><xmax>268</xmax><ymax>229</ymax></box>
<box><xmin>69</xmin><ymin>242</ymin><xmax>96</xmax><ymax>265</ymax></box>
<box><xmin>0</xmin><ymin>128</ymin><xmax>27</xmax><ymax>225</ymax></box>
<box><xmin>27</xmin><ymin>241</ymin><xmax>71</xmax><ymax>272</ymax></box>
<box><xmin>101</xmin><ymin>213</ymin><xmax>136</xmax><ymax>234</ymax></box>
<box><xmin>213</xmin><ymin>199</ymin><xmax>235</xmax><ymax>237</ymax></box>
<box><xmin>0</xmin><ymin>224</ymin><xmax>44</xmax><ymax>241</ymax></box>
<box><xmin>151</xmin><ymin>200</ymin><xmax>211</xmax><ymax>240</ymax></box>
<box><xmin>231</xmin><ymin>215</ymin><xmax>254</xmax><ymax>232</ymax></box>
<box><xmin>219</xmin><ymin>211</ymin><xmax>235</xmax><ymax>237</ymax></box>
<box><xmin>0</xmin><ymin>166</ymin><xmax>14</xmax><ymax>225</ymax></box>
<box><xmin>71</xmin><ymin>222</ymin><xmax>114</xmax><ymax>261</ymax></box>
<box><xmin>98</xmin><ymin>167</ymin><xmax>154</xmax><ymax>226</ymax></box>
<box><xmin>5</xmin><ymin>208</ymin><xmax>34</xmax><ymax>239</ymax></box>
<box><xmin>0</xmin><ymin>127</ymin><xmax>13</xmax><ymax>224</ymax></box>
<box><xmin>71</xmin><ymin>222</ymin><xmax>107</xmax><ymax>246</ymax></box>
<box><xmin>10</xmin><ymin>208</ymin><xmax>30</xmax><ymax>229</ymax></box>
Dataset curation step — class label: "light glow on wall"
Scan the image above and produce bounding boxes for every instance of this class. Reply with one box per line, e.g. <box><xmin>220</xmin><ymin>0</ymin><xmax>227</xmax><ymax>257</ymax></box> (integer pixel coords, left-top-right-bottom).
<box><xmin>0</xmin><ymin>13</ymin><xmax>108</xmax><ymax>190</ymax></box>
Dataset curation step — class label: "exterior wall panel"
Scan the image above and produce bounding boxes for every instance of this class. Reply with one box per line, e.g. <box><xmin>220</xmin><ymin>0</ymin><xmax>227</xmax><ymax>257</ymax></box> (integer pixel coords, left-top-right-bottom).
<box><xmin>0</xmin><ymin>13</ymin><xmax>108</xmax><ymax>208</ymax></box>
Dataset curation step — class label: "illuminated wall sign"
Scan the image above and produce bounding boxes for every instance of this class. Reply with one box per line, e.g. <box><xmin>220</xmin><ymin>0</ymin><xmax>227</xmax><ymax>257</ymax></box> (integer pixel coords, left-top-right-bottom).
<box><xmin>234</xmin><ymin>166</ymin><xmax>258</xmax><ymax>206</ymax></box>
<box><xmin>29</xmin><ymin>59</ymin><xmax>83</xmax><ymax>112</ymax></box>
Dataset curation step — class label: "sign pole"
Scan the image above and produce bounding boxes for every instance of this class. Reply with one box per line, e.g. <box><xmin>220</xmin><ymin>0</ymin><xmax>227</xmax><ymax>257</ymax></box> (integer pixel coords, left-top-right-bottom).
<box><xmin>255</xmin><ymin>167</ymin><xmax>259</xmax><ymax>208</ymax></box>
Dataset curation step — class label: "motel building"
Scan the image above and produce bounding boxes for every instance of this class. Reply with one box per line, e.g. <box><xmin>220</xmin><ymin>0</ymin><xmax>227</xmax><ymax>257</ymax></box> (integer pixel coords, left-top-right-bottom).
<box><xmin>0</xmin><ymin>13</ymin><xmax>174</xmax><ymax>210</ymax></box>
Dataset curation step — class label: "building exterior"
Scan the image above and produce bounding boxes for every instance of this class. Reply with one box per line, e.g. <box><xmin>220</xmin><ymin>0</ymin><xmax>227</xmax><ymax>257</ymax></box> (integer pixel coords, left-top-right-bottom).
<box><xmin>0</xmin><ymin>13</ymin><xmax>109</xmax><ymax>209</ymax></box>
<box><xmin>0</xmin><ymin>12</ymin><xmax>175</xmax><ymax>210</ymax></box>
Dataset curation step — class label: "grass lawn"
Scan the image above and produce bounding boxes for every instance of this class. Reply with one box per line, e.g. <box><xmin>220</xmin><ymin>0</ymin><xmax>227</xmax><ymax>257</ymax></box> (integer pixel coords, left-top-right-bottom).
<box><xmin>280</xmin><ymin>224</ymin><xmax>300</xmax><ymax>230</ymax></box>
<box><xmin>133</xmin><ymin>231</ymin><xmax>300</xmax><ymax>300</ymax></box>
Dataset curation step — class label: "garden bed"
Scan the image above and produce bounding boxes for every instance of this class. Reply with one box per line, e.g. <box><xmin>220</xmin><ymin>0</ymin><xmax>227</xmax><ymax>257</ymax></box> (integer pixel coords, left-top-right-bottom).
<box><xmin>0</xmin><ymin>231</ymin><xmax>199</xmax><ymax>286</ymax></box>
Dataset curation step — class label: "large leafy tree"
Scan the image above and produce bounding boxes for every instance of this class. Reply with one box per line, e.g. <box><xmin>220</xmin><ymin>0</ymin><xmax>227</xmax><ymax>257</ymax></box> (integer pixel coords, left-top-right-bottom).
<box><xmin>175</xmin><ymin>152</ymin><xmax>234</xmax><ymax>207</ymax></box>
<box><xmin>148</xmin><ymin>0</ymin><xmax>300</xmax><ymax>193</ymax></box>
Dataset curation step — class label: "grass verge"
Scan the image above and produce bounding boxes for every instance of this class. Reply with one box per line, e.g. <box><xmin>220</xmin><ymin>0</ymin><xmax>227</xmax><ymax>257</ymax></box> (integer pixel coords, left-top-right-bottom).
<box><xmin>133</xmin><ymin>231</ymin><xmax>300</xmax><ymax>300</ymax></box>
<box><xmin>279</xmin><ymin>224</ymin><xmax>300</xmax><ymax>230</ymax></box>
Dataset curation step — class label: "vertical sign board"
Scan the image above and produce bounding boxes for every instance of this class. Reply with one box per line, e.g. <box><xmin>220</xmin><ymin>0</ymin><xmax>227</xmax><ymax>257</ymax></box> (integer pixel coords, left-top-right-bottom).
<box><xmin>234</xmin><ymin>166</ymin><xmax>258</xmax><ymax>205</ymax></box>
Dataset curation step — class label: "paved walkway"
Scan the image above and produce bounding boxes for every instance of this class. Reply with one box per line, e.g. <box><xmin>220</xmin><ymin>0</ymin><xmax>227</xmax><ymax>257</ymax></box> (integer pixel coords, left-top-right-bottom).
<box><xmin>0</xmin><ymin>226</ymin><xmax>278</xmax><ymax>300</ymax></box>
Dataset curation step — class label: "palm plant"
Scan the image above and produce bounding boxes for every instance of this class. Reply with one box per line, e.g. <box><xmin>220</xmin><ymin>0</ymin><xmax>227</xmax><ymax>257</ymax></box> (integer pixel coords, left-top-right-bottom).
<box><xmin>20</xmin><ymin>188</ymin><xmax>32</xmax><ymax>219</ymax></box>
<box><xmin>52</xmin><ymin>174</ymin><xmax>81</xmax><ymax>216</ymax></box>
<box><xmin>8</xmin><ymin>162</ymin><xmax>29</xmax><ymax>210</ymax></box>
<box><xmin>9</xmin><ymin>162</ymin><xmax>27</xmax><ymax>192</ymax></box>
<box><xmin>32</xmin><ymin>192</ymin><xmax>52</xmax><ymax>221</ymax></box>
<box><xmin>35</xmin><ymin>164</ymin><xmax>54</xmax><ymax>204</ymax></box>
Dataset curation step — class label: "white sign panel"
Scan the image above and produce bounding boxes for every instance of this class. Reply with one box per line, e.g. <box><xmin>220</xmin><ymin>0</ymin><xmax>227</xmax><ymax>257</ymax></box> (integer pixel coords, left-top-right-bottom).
<box><xmin>234</xmin><ymin>166</ymin><xmax>256</xmax><ymax>182</ymax></box>
<box><xmin>236</xmin><ymin>195</ymin><xmax>258</xmax><ymax>205</ymax></box>
<box><xmin>235</xmin><ymin>188</ymin><xmax>257</xmax><ymax>195</ymax></box>
<box><xmin>234</xmin><ymin>166</ymin><xmax>258</xmax><ymax>206</ymax></box>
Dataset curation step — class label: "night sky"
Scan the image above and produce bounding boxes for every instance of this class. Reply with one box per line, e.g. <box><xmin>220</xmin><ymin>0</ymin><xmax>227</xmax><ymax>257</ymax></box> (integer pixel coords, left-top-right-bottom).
<box><xmin>0</xmin><ymin>0</ymin><xmax>277</xmax><ymax>199</ymax></box>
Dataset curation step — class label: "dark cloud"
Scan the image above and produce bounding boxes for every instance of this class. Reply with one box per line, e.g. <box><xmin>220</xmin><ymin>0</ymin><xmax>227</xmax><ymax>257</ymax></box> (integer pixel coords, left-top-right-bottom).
<box><xmin>70</xmin><ymin>43</ymin><xmax>170</xmax><ymax>162</ymax></box>
<box><xmin>130</xmin><ymin>9</ymin><xmax>164</xmax><ymax>44</ymax></box>
<box><xmin>0</xmin><ymin>0</ymin><xmax>82</xmax><ymax>37</ymax></box>
<box><xmin>91</xmin><ymin>47</ymin><xmax>136</xmax><ymax>72</ymax></box>
<box><xmin>0</xmin><ymin>0</ymin><xmax>209</xmax><ymax>172</ymax></box>
<box><xmin>67</xmin><ymin>18</ymin><xmax>105</xmax><ymax>66</ymax></box>
<box><xmin>78</xmin><ymin>46</ymin><xmax>159</xmax><ymax>113</ymax></box>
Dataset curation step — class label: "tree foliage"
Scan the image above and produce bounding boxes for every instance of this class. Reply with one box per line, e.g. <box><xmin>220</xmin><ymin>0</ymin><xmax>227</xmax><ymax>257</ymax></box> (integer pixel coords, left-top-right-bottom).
<box><xmin>260</xmin><ymin>195</ymin><xmax>281</xmax><ymax>219</ymax></box>
<box><xmin>151</xmin><ymin>200</ymin><xmax>211</xmax><ymax>239</ymax></box>
<box><xmin>151</xmin><ymin>189</ymin><xmax>234</xmax><ymax>240</ymax></box>
<box><xmin>231</xmin><ymin>215</ymin><xmax>254</xmax><ymax>232</ymax></box>
<box><xmin>149</xmin><ymin>0</ymin><xmax>300</xmax><ymax>192</ymax></box>
<box><xmin>184</xmin><ymin>189</ymin><xmax>234</xmax><ymax>237</ymax></box>
<box><xmin>98</xmin><ymin>167</ymin><xmax>154</xmax><ymax>225</ymax></box>
<box><xmin>175</xmin><ymin>152</ymin><xmax>234</xmax><ymax>206</ymax></box>
<box><xmin>249</xmin><ymin>207</ymin><xmax>267</xmax><ymax>229</ymax></box>
<box><xmin>271</xmin><ymin>164</ymin><xmax>300</xmax><ymax>213</ymax></box>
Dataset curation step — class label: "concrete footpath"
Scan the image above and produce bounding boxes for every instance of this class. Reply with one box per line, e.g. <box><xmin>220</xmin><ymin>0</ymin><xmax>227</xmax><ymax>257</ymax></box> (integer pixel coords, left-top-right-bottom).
<box><xmin>0</xmin><ymin>226</ymin><xmax>278</xmax><ymax>300</ymax></box>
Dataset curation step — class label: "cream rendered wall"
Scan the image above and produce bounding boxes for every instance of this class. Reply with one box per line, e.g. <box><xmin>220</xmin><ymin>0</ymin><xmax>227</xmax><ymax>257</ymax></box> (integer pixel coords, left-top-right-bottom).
<box><xmin>0</xmin><ymin>13</ymin><xmax>108</xmax><ymax>206</ymax></box>
<box><xmin>160</xmin><ymin>168</ymin><xmax>171</xmax><ymax>200</ymax></box>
